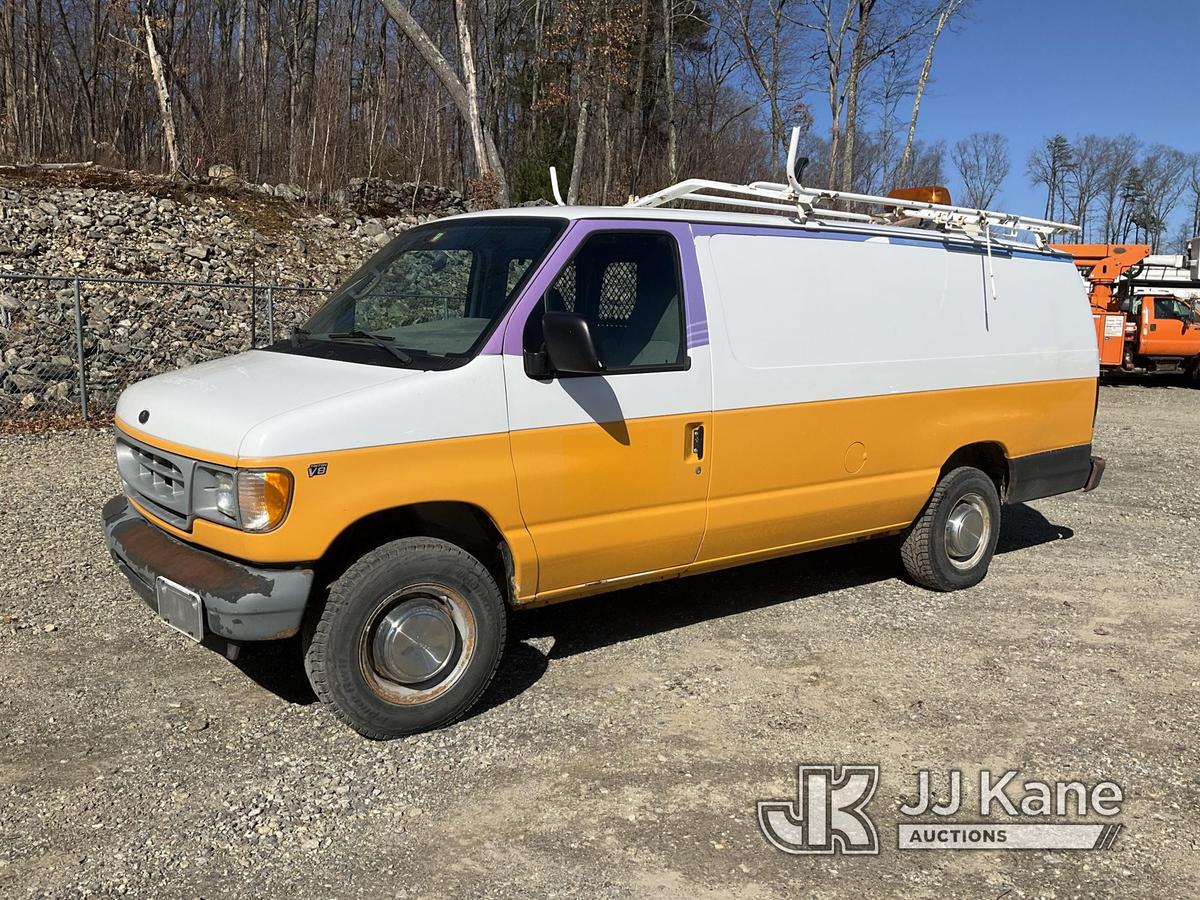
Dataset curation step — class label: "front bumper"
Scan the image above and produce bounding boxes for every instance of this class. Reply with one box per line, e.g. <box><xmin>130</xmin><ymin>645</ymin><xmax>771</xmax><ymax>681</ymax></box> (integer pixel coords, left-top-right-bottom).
<box><xmin>102</xmin><ymin>494</ymin><xmax>313</xmax><ymax>641</ymax></box>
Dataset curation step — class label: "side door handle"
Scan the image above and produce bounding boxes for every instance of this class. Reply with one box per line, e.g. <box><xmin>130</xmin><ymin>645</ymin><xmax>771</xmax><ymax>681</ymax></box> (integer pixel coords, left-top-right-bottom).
<box><xmin>690</xmin><ymin>423</ymin><xmax>705</xmax><ymax>460</ymax></box>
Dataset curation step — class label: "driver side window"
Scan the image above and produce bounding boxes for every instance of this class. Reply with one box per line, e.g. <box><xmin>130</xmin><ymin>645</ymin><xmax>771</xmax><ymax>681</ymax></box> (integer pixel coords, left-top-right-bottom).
<box><xmin>1154</xmin><ymin>297</ymin><xmax>1195</xmax><ymax>322</ymax></box>
<box><xmin>526</xmin><ymin>231</ymin><xmax>687</xmax><ymax>372</ymax></box>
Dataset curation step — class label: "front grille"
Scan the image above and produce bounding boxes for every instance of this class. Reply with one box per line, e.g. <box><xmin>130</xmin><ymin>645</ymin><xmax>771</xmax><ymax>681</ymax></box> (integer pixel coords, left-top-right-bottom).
<box><xmin>115</xmin><ymin>433</ymin><xmax>197</xmax><ymax>529</ymax></box>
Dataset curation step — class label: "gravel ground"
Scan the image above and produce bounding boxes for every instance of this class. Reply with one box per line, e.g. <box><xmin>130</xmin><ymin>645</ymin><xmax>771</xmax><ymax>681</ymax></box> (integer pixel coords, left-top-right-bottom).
<box><xmin>1</xmin><ymin>383</ymin><xmax>1197</xmax><ymax>898</ymax></box>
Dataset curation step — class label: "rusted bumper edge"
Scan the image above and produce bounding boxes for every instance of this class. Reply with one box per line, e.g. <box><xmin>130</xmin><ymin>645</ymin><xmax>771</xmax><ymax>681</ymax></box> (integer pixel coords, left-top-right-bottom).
<box><xmin>101</xmin><ymin>494</ymin><xmax>312</xmax><ymax>642</ymax></box>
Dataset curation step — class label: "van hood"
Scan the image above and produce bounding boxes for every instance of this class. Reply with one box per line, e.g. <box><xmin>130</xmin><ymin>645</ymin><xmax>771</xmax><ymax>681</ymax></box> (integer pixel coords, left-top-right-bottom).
<box><xmin>115</xmin><ymin>351</ymin><xmax>417</xmax><ymax>460</ymax></box>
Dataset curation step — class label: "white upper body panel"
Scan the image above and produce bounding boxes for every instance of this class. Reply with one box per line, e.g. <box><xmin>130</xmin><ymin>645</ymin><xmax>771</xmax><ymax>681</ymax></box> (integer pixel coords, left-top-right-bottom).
<box><xmin>116</xmin><ymin>351</ymin><xmax>509</xmax><ymax>459</ymax></box>
<box><xmin>116</xmin><ymin>206</ymin><xmax>1094</xmax><ymax>461</ymax></box>
<box><xmin>696</xmin><ymin>232</ymin><xmax>1097</xmax><ymax>411</ymax></box>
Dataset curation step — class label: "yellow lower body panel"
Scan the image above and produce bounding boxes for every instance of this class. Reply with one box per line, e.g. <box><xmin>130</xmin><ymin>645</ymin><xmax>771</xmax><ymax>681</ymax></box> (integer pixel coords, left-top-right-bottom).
<box><xmin>508</xmin><ymin>411</ymin><xmax>711</xmax><ymax>597</ymax></box>
<box><xmin>124</xmin><ymin>429</ymin><xmax>539</xmax><ymax>599</ymax></box>
<box><xmin>693</xmin><ymin>377</ymin><xmax>1096</xmax><ymax>566</ymax></box>
<box><xmin>119</xmin><ymin>377</ymin><xmax>1096</xmax><ymax>608</ymax></box>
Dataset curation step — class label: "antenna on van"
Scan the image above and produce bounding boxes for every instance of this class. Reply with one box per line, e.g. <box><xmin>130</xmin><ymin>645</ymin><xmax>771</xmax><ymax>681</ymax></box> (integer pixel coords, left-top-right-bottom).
<box><xmin>549</xmin><ymin>167</ymin><xmax>566</xmax><ymax>206</ymax></box>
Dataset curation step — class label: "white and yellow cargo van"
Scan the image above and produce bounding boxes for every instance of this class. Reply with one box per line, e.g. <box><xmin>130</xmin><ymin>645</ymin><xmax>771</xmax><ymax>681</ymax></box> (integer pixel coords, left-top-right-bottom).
<box><xmin>103</xmin><ymin>162</ymin><xmax>1105</xmax><ymax>738</ymax></box>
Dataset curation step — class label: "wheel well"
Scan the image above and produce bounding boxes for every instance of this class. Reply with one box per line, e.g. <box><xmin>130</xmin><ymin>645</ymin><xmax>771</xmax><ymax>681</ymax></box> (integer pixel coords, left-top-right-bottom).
<box><xmin>941</xmin><ymin>442</ymin><xmax>1010</xmax><ymax>500</ymax></box>
<box><xmin>315</xmin><ymin>502</ymin><xmax>512</xmax><ymax>603</ymax></box>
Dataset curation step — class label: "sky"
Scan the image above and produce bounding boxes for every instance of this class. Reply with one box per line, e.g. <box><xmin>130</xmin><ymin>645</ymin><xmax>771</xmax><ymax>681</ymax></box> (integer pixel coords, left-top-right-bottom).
<box><xmin>869</xmin><ymin>0</ymin><xmax>1200</xmax><ymax>222</ymax></box>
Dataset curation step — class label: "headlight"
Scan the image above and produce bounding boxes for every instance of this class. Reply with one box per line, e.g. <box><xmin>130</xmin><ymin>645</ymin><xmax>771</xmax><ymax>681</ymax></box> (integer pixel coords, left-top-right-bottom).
<box><xmin>213</xmin><ymin>471</ymin><xmax>237</xmax><ymax>518</ymax></box>
<box><xmin>236</xmin><ymin>469</ymin><xmax>293</xmax><ymax>532</ymax></box>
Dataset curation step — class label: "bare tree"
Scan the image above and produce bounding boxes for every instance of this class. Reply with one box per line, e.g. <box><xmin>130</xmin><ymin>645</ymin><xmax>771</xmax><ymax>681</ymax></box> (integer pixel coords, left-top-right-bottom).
<box><xmin>896</xmin><ymin>0</ymin><xmax>965</xmax><ymax>187</ymax></box>
<box><xmin>1138</xmin><ymin>145</ymin><xmax>1189</xmax><ymax>250</ymax></box>
<box><xmin>22</xmin><ymin>0</ymin><xmax>1149</xmax><ymax>229</ymax></box>
<box><xmin>377</xmin><ymin>0</ymin><xmax>509</xmax><ymax>202</ymax></box>
<box><xmin>1027</xmin><ymin>134</ymin><xmax>1073</xmax><ymax>223</ymax></box>
<box><xmin>1094</xmin><ymin>134</ymin><xmax>1140</xmax><ymax>243</ymax></box>
<box><xmin>715</xmin><ymin>0</ymin><xmax>812</xmax><ymax>167</ymax></box>
<box><xmin>1186</xmin><ymin>153</ymin><xmax>1200</xmax><ymax>242</ymax></box>
<box><xmin>1062</xmin><ymin>134</ymin><xmax>1110</xmax><ymax>241</ymax></box>
<box><xmin>811</xmin><ymin>0</ymin><xmax>939</xmax><ymax>191</ymax></box>
<box><xmin>662</xmin><ymin>0</ymin><xmax>679</xmax><ymax>182</ymax></box>
<box><xmin>951</xmin><ymin>131</ymin><xmax>1008</xmax><ymax>208</ymax></box>
<box><xmin>143</xmin><ymin>9</ymin><xmax>181</xmax><ymax>176</ymax></box>
<box><xmin>567</xmin><ymin>41</ymin><xmax>595</xmax><ymax>204</ymax></box>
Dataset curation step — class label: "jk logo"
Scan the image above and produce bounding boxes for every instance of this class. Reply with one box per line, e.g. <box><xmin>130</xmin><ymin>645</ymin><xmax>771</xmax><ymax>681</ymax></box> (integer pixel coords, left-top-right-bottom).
<box><xmin>758</xmin><ymin>764</ymin><xmax>880</xmax><ymax>855</ymax></box>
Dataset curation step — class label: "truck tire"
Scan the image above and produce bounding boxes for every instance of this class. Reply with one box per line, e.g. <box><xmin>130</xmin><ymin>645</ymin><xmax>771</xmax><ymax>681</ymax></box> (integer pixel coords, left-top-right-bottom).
<box><xmin>900</xmin><ymin>466</ymin><xmax>1001</xmax><ymax>591</ymax></box>
<box><xmin>303</xmin><ymin>537</ymin><xmax>506</xmax><ymax>739</ymax></box>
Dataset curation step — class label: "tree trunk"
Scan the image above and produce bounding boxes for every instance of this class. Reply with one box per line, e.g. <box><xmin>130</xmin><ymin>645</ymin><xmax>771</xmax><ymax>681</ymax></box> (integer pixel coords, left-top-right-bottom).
<box><xmin>235</xmin><ymin>0</ymin><xmax>246</xmax><ymax>83</ymax></box>
<box><xmin>601</xmin><ymin>70</ymin><xmax>613</xmax><ymax>202</ymax></box>
<box><xmin>143</xmin><ymin>11</ymin><xmax>180</xmax><ymax>175</ymax></box>
<box><xmin>378</xmin><ymin>0</ymin><xmax>509</xmax><ymax>202</ymax></box>
<box><xmin>898</xmin><ymin>0</ymin><xmax>959</xmax><ymax>188</ymax></box>
<box><xmin>454</xmin><ymin>0</ymin><xmax>489</xmax><ymax>183</ymax></box>
<box><xmin>256</xmin><ymin>0</ymin><xmax>270</xmax><ymax>180</ymax></box>
<box><xmin>839</xmin><ymin>0</ymin><xmax>874</xmax><ymax>192</ymax></box>
<box><xmin>627</xmin><ymin>0</ymin><xmax>649</xmax><ymax>194</ymax></box>
<box><xmin>0</xmin><ymin>2</ymin><xmax>20</xmax><ymax>157</ymax></box>
<box><xmin>567</xmin><ymin>46</ymin><xmax>594</xmax><ymax>205</ymax></box>
<box><xmin>662</xmin><ymin>0</ymin><xmax>677</xmax><ymax>182</ymax></box>
<box><xmin>824</xmin><ymin>0</ymin><xmax>854</xmax><ymax>189</ymax></box>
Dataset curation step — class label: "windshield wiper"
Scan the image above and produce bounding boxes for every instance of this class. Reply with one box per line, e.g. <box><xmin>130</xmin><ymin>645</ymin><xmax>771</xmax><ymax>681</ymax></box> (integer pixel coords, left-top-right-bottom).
<box><xmin>326</xmin><ymin>329</ymin><xmax>414</xmax><ymax>365</ymax></box>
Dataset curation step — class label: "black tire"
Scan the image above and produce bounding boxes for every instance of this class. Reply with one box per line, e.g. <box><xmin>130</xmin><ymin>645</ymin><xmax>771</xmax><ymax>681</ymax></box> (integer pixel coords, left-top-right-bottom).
<box><xmin>303</xmin><ymin>537</ymin><xmax>506</xmax><ymax>739</ymax></box>
<box><xmin>900</xmin><ymin>466</ymin><xmax>1001</xmax><ymax>591</ymax></box>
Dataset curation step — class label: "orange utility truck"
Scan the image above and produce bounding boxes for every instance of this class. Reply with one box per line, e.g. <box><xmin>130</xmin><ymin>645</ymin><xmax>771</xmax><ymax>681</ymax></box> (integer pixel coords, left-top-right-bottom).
<box><xmin>1059</xmin><ymin>239</ymin><xmax>1200</xmax><ymax>379</ymax></box>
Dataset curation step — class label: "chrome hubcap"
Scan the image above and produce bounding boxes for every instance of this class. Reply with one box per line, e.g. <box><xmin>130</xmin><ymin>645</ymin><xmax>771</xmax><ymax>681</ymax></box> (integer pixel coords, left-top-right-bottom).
<box><xmin>371</xmin><ymin>599</ymin><xmax>457</xmax><ymax>685</ymax></box>
<box><xmin>945</xmin><ymin>493</ymin><xmax>990</xmax><ymax>569</ymax></box>
<box><xmin>359</xmin><ymin>584</ymin><xmax>477</xmax><ymax>706</ymax></box>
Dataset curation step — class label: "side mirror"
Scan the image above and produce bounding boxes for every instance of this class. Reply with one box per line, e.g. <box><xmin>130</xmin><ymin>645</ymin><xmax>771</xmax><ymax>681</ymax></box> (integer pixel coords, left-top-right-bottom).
<box><xmin>543</xmin><ymin>311</ymin><xmax>604</xmax><ymax>375</ymax></box>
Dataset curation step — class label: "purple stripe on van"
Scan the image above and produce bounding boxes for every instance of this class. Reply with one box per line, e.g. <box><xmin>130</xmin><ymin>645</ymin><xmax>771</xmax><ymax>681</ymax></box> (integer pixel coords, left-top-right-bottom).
<box><xmin>482</xmin><ymin>218</ymin><xmax>710</xmax><ymax>355</ymax></box>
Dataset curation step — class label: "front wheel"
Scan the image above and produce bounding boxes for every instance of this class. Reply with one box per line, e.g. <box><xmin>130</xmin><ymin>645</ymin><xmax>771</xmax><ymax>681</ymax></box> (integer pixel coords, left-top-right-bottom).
<box><xmin>304</xmin><ymin>537</ymin><xmax>507</xmax><ymax>739</ymax></box>
<box><xmin>900</xmin><ymin>466</ymin><xmax>1001</xmax><ymax>591</ymax></box>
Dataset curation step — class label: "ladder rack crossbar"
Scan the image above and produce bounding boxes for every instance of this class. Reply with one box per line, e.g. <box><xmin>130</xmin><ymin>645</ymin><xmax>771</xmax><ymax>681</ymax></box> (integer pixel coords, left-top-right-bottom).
<box><xmin>626</xmin><ymin>129</ymin><xmax>1080</xmax><ymax>240</ymax></box>
<box><xmin>673</xmin><ymin>191</ymin><xmax>870</xmax><ymax>222</ymax></box>
<box><xmin>629</xmin><ymin>178</ymin><xmax>1078</xmax><ymax>237</ymax></box>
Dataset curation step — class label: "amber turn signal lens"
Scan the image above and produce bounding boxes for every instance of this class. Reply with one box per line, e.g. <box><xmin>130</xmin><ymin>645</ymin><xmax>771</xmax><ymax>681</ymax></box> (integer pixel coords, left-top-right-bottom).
<box><xmin>237</xmin><ymin>469</ymin><xmax>293</xmax><ymax>532</ymax></box>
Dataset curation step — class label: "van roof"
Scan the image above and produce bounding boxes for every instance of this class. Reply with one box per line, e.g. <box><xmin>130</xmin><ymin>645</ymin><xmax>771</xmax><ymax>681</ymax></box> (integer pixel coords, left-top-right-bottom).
<box><xmin>444</xmin><ymin>205</ymin><xmax>1068</xmax><ymax>257</ymax></box>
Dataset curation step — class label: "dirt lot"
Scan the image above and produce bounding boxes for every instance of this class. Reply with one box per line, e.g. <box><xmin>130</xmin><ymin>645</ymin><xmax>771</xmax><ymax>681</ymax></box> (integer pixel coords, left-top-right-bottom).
<box><xmin>1</xmin><ymin>384</ymin><xmax>1197</xmax><ymax>899</ymax></box>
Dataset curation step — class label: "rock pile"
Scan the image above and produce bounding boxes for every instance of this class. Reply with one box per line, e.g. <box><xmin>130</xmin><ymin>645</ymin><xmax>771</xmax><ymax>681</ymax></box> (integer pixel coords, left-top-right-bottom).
<box><xmin>338</xmin><ymin>178</ymin><xmax>467</xmax><ymax>216</ymax></box>
<box><xmin>0</xmin><ymin>169</ymin><xmax>469</xmax><ymax>419</ymax></box>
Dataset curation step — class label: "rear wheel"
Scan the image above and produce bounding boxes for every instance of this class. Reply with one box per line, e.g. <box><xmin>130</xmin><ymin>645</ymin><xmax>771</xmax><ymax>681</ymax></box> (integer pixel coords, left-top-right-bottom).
<box><xmin>901</xmin><ymin>466</ymin><xmax>1001</xmax><ymax>591</ymax></box>
<box><xmin>304</xmin><ymin>537</ymin><xmax>506</xmax><ymax>739</ymax></box>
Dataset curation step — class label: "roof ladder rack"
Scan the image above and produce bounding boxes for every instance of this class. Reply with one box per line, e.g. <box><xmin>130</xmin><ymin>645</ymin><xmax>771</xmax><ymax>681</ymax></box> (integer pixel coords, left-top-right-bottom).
<box><xmin>627</xmin><ymin>127</ymin><xmax>1080</xmax><ymax>245</ymax></box>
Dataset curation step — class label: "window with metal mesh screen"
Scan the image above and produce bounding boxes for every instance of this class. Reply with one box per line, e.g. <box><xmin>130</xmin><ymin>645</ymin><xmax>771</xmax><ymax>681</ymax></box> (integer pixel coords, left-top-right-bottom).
<box><xmin>547</xmin><ymin>264</ymin><xmax>577</xmax><ymax>312</ymax></box>
<box><xmin>528</xmin><ymin>231</ymin><xmax>685</xmax><ymax>371</ymax></box>
<box><xmin>598</xmin><ymin>262</ymin><xmax>637</xmax><ymax>321</ymax></box>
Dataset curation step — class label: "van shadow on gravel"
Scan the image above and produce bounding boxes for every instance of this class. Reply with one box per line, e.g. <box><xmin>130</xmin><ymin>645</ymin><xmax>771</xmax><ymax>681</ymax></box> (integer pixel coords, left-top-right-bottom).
<box><xmin>230</xmin><ymin>502</ymin><xmax>1070</xmax><ymax>714</ymax></box>
<box><xmin>512</xmin><ymin>501</ymin><xmax>1071</xmax><ymax>663</ymax></box>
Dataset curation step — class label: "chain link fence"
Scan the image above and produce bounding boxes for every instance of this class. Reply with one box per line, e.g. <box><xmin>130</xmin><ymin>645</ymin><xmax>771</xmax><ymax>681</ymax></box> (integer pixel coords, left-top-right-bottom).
<box><xmin>0</xmin><ymin>273</ymin><xmax>331</xmax><ymax>425</ymax></box>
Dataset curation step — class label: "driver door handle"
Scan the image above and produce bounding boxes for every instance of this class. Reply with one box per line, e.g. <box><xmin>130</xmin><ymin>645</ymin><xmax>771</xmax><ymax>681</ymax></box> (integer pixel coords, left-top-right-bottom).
<box><xmin>689</xmin><ymin>423</ymin><xmax>705</xmax><ymax>460</ymax></box>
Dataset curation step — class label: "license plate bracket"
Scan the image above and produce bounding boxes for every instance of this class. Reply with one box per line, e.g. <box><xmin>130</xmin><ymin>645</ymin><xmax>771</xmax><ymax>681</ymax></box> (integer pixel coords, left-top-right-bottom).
<box><xmin>155</xmin><ymin>577</ymin><xmax>205</xmax><ymax>642</ymax></box>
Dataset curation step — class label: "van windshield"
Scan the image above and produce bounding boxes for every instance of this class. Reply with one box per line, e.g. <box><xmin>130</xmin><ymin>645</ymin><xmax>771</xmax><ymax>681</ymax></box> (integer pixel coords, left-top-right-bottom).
<box><xmin>270</xmin><ymin>217</ymin><xmax>565</xmax><ymax>369</ymax></box>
